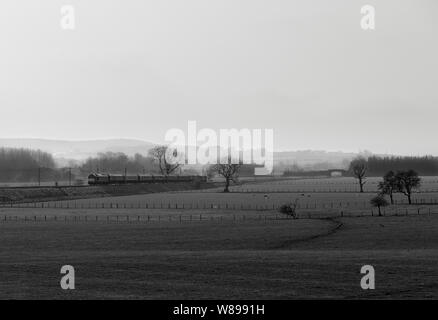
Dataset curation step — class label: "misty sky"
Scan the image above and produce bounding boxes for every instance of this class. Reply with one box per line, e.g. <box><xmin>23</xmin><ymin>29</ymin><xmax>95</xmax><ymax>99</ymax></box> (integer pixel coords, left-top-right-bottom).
<box><xmin>0</xmin><ymin>0</ymin><xmax>437</xmax><ymax>155</ymax></box>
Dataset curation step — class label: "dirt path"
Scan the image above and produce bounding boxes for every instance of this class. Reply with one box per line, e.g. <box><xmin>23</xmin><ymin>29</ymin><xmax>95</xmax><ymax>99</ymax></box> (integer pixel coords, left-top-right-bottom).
<box><xmin>274</xmin><ymin>217</ymin><xmax>344</xmax><ymax>249</ymax></box>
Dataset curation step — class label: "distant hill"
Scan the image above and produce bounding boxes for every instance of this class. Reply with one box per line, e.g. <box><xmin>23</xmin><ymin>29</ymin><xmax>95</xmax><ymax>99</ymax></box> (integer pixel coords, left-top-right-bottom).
<box><xmin>0</xmin><ymin>138</ymin><xmax>156</xmax><ymax>162</ymax></box>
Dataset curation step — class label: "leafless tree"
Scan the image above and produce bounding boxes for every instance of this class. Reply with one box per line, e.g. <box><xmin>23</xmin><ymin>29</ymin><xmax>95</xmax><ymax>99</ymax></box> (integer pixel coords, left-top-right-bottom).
<box><xmin>209</xmin><ymin>158</ymin><xmax>241</xmax><ymax>192</ymax></box>
<box><xmin>350</xmin><ymin>157</ymin><xmax>367</xmax><ymax>193</ymax></box>
<box><xmin>148</xmin><ymin>145</ymin><xmax>182</xmax><ymax>176</ymax></box>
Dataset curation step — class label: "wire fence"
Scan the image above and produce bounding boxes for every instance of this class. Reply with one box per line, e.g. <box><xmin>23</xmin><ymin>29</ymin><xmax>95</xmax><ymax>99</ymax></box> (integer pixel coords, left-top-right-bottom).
<box><xmin>0</xmin><ymin>207</ymin><xmax>437</xmax><ymax>224</ymax></box>
<box><xmin>2</xmin><ymin>197</ymin><xmax>438</xmax><ymax>211</ymax></box>
<box><xmin>180</xmin><ymin>188</ymin><xmax>438</xmax><ymax>193</ymax></box>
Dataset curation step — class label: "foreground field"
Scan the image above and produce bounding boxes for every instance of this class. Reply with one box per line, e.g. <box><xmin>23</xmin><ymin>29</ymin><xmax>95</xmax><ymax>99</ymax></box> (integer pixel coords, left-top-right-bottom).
<box><xmin>0</xmin><ymin>210</ymin><xmax>437</xmax><ymax>299</ymax></box>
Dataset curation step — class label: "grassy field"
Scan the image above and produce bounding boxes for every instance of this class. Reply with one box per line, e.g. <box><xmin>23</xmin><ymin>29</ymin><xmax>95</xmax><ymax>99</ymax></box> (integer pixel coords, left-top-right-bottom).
<box><xmin>1</xmin><ymin>176</ymin><xmax>437</xmax><ymax>299</ymax></box>
<box><xmin>5</xmin><ymin>177</ymin><xmax>438</xmax><ymax>213</ymax></box>
<box><xmin>10</xmin><ymin>190</ymin><xmax>438</xmax><ymax>218</ymax></box>
<box><xmin>0</xmin><ymin>210</ymin><xmax>437</xmax><ymax>299</ymax></box>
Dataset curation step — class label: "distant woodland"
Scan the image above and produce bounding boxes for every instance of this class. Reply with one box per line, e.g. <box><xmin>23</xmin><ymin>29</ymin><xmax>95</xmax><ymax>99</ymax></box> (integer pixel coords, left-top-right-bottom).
<box><xmin>1</xmin><ymin>147</ymin><xmax>438</xmax><ymax>183</ymax></box>
<box><xmin>365</xmin><ymin>156</ymin><xmax>438</xmax><ymax>176</ymax></box>
<box><xmin>80</xmin><ymin>152</ymin><xmax>159</xmax><ymax>175</ymax></box>
<box><xmin>284</xmin><ymin>156</ymin><xmax>438</xmax><ymax>177</ymax></box>
<box><xmin>0</xmin><ymin>148</ymin><xmax>69</xmax><ymax>182</ymax></box>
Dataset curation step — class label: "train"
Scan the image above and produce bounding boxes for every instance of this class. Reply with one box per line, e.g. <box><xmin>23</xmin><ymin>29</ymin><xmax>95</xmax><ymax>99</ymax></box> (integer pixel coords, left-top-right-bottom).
<box><xmin>87</xmin><ymin>173</ymin><xmax>207</xmax><ymax>185</ymax></box>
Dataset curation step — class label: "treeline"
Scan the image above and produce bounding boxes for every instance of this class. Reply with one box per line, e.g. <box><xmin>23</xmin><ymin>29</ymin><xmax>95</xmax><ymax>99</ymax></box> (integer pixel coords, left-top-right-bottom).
<box><xmin>366</xmin><ymin>156</ymin><xmax>438</xmax><ymax>176</ymax></box>
<box><xmin>80</xmin><ymin>152</ymin><xmax>159</xmax><ymax>175</ymax></box>
<box><xmin>0</xmin><ymin>148</ymin><xmax>70</xmax><ymax>182</ymax></box>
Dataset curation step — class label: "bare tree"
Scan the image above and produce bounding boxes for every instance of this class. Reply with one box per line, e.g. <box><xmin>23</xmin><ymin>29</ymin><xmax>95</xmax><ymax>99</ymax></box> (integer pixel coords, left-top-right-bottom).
<box><xmin>209</xmin><ymin>158</ymin><xmax>241</xmax><ymax>193</ymax></box>
<box><xmin>350</xmin><ymin>157</ymin><xmax>367</xmax><ymax>193</ymax></box>
<box><xmin>395</xmin><ymin>170</ymin><xmax>421</xmax><ymax>205</ymax></box>
<box><xmin>148</xmin><ymin>145</ymin><xmax>182</xmax><ymax>176</ymax></box>
<box><xmin>378</xmin><ymin>170</ymin><xmax>397</xmax><ymax>204</ymax></box>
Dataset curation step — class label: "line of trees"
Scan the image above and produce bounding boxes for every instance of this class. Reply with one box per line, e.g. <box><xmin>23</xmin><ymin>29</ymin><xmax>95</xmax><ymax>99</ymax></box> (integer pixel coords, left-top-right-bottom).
<box><xmin>80</xmin><ymin>152</ymin><xmax>159</xmax><ymax>175</ymax></box>
<box><xmin>0</xmin><ymin>144</ymin><xmax>198</xmax><ymax>183</ymax></box>
<box><xmin>370</xmin><ymin>170</ymin><xmax>421</xmax><ymax>216</ymax></box>
<box><xmin>350</xmin><ymin>157</ymin><xmax>423</xmax><ymax>197</ymax></box>
<box><xmin>378</xmin><ymin>170</ymin><xmax>421</xmax><ymax>205</ymax></box>
<box><xmin>349</xmin><ymin>157</ymin><xmax>422</xmax><ymax>215</ymax></box>
<box><xmin>0</xmin><ymin>148</ymin><xmax>70</xmax><ymax>182</ymax></box>
<box><xmin>81</xmin><ymin>145</ymin><xmax>191</xmax><ymax>176</ymax></box>
<box><xmin>366</xmin><ymin>156</ymin><xmax>438</xmax><ymax>176</ymax></box>
<box><xmin>0</xmin><ymin>148</ymin><xmax>55</xmax><ymax>169</ymax></box>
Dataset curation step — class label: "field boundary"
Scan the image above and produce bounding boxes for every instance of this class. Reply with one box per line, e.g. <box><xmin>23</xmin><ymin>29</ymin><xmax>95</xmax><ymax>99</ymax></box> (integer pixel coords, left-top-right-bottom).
<box><xmin>1</xmin><ymin>208</ymin><xmax>437</xmax><ymax>224</ymax></box>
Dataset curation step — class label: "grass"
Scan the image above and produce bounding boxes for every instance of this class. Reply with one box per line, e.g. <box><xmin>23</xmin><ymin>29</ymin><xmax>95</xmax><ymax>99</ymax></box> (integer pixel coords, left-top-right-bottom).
<box><xmin>1</xmin><ymin>176</ymin><xmax>437</xmax><ymax>299</ymax></box>
<box><xmin>0</xmin><ymin>211</ymin><xmax>437</xmax><ymax>299</ymax></box>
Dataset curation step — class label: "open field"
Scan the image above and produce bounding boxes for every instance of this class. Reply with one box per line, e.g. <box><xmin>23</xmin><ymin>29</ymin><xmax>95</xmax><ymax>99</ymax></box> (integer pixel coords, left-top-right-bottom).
<box><xmin>1</xmin><ymin>176</ymin><xmax>437</xmax><ymax>299</ymax></box>
<box><xmin>0</xmin><ymin>211</ymin><xmax>437</xmax><ymax>299</ymax></box>
<box><xmin>3</xmin><ymin>177</ymin><xmax>438</xmax><ymax>212</ymax></box>
<box><xmin>225</xmin><ymin>176</ymin><xmax>438</xmax><ymax>193</ymax></box>
<box><xmin>8</xmin><ymin>190</ymin><xmax>438</xmax><ymax>217</ymax></box>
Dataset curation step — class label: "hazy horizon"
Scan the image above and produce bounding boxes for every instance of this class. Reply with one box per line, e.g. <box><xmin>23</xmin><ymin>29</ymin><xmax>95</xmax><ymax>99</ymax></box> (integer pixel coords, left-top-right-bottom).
<box><xmin>0</xmin><ymin>137</ymin><xmax>435</xmax><ymax>157</ymax></box>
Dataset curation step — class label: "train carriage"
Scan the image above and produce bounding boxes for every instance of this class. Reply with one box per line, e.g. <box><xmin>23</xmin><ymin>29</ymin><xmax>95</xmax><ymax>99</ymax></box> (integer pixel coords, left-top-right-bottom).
<box><xmin>88</xmin><ymin>173</ymin><xmax>207</xmax><ymax>185</ymax></box>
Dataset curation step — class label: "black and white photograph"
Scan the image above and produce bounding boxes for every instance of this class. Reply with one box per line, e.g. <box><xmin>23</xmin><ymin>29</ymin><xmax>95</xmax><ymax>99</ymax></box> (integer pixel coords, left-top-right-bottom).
<box><xmin>0</xmin><ymin>0</ymin><xmax>437</xmax><ymax>309</ymax></box>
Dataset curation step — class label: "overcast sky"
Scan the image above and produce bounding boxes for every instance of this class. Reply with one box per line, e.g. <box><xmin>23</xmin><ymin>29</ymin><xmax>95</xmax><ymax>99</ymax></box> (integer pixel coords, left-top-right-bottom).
<box><xmin>0</xmin><ymin>0</ymin><xmax>436</xmax><ymax>155</ymax></box>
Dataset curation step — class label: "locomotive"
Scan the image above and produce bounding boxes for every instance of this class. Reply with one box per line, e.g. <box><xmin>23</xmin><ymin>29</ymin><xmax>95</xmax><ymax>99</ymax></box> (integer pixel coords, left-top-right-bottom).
<box><xmin>87</xmin><ymin>173</ymin><xmax>207</xmax><ymax>185</ymax></box>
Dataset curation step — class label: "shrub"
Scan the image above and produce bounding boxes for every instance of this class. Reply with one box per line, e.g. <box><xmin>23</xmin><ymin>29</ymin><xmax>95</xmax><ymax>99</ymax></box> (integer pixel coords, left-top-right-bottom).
<box><xmin>279</xmin><ymin>199</ymin><xmax>299</xmax><ymax>219</ymax></box>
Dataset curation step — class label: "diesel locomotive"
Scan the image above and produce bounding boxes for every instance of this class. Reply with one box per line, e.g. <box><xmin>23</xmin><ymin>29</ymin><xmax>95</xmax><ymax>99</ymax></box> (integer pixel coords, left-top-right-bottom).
<box><xmin>88</xmin><ymin>173</ymin><xmax>207</xmax><ymax>185</ymax></box>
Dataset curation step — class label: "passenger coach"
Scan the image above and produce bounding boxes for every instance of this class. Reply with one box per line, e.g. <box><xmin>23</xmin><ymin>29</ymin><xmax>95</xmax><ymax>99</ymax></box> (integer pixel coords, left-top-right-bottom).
<box><xmin>87</xmin><ymin>173</ymin><xmax>207</xmax><ymax>185</ymax></box>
